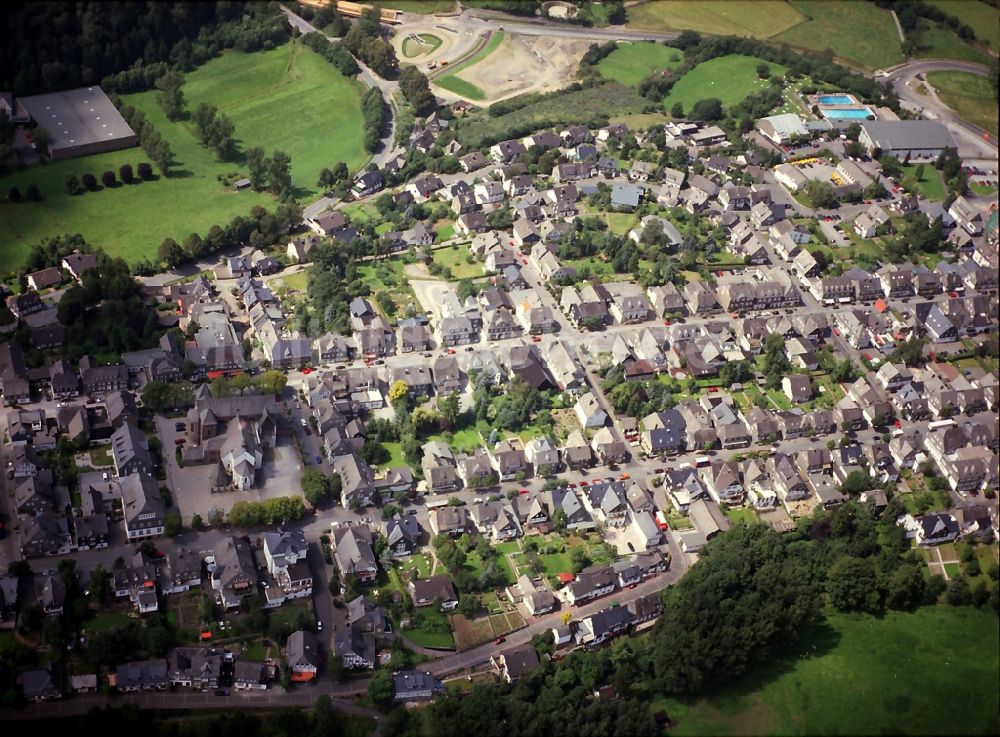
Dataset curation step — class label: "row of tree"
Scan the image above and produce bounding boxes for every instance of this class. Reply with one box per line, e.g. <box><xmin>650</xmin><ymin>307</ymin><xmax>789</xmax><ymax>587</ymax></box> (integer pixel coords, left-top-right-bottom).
<box><xmin>113</xmin><ymin>100</ymin><xmax>174</xmax><ymax>174</ymax></box>
<box><xmin>342</xmin><ymin>8</ymin><xmax>397</xmax><ymax>79</ymax></box>
<box><xmin>192</xmin><ymin>102</ymin><xmax>237</xmax><ymax>161</ymax></box>
<box><xmin>361</xmin><ymin>86</ymin><xmax>387</xmax><ymax>154</ymax></box>
<box><xmin>246</xmin><ymin>147</ymin><xmax>293</xmax><ymax>198</ymax></box>
<box><xmin>227</xmin><ymin>496</ymin><xmax>307</xmax><ymax>528</ymax></box>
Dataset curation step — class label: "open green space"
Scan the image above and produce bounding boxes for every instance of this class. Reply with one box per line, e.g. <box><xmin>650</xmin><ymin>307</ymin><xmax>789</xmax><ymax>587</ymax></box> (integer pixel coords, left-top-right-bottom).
<box><xmin>0</xmin><ymin>40</ymin><xmax>364</xmax><ymax>273</ymax></box>
<box><xmin>775</xmin><ymin>0</ymin><xmax>904</xmax><ymax>71</ymax></box>
<box><xmin>88</xmin><ymin>445</ymin><xmax>114</xmax><ymax>467</ymax></box>
<box><xmin>180</xmin><ymin>41</ymin><xmax>367</xmax><ymax>198</ymax></box>
<box><xmin>927</xmin><ymin>70</ymin><xmax>999</xmax><ymax>138</ymax></box>
<box><xmin>377</xmin><ymin>441</ymin><xmax>407</xmax><ymax>471</ymax></box>
<box><xmin>725</xmin><ymin>507</ymin><xmax>760</xmax><ymax>526</ymax></box>
<box><xmin>275</xmin><ymin>267</ymin><xmax>311</xmax><ymax>294</ymax></box>
<box><xmin>433</xmin><ymin>75</ymin><xmax>486</xmax><ymax>101</ymax></box>
<box><xmin>597</xmin><ymin>42</ymin><xmax>685</xmax><ymax>86</ymax></box>
<box><xmin>433</xmin><ymin>32</ymin><xmax>505</xmax><ymax>101</ymax></box>
<box><xmin>927</xmin><ymin>0</ymin><xmax>1000</xmax><ymax>50</ymax></box>
<box><xmin>434</xmin><ymin>223</ymin><xmax>455</xmax><ymax>243</ymax></box>
<box><xmin>404</xmin><ymin>607</ymin><xmax>455</xmax><ymax>649</ymax></box>
<box><xmin>627</xmin><ymin>0</ymin><xmax>805</xmax><ymax>38</ymax></box>
<box><xmin>402</xmin><ymin>33</ymin><xmax>443</xmax><ymax>58</ymax></box>
<box><xmin>605</xmin><ymin>211</ymin><xmax>639</xmax><ymax>235</ymax></box>
<box><xmin>900</xmin><ymin>163</ymin><xmax>947</xmax><ymax>202</ymax></box>
<box><xmin>358</xmin><ymin>258</ymin><xmax>417</xmax><ymax>315</ymax></box>
<box><xmin>398</xmin><ymin>552</ymin><xmax>433</xmax><ymax>578</ymax></box>
<box><xmin>386</xmin><ymin>0</ymin><xmax>456</xmax><ymax>13</ymax></box>
<box><xmin>662</xmin><ymin>54</ymin><xmax>789</xmax><ymax>113</ymax></box>
<box><xmin>656</xmin><ymin>606</ymin><xmax>1000</xmax><ymax>736</ymax></box>
<box><xmin>971</xmin><ymin>181</ymin><xmax>998</xmax><ymax>196</ymax></box>
<box><xmin>84</xmin><ymin>611</ymin><xmax>131</xmax><ymax>632</ymax></box>
<box><xmin>242</xmin><ymin>639</ymin><xmax>270</xmax><ymax>662</ymax></box>
<box><xmin>914</xmin><ymin>24</ymin><xmax>994</xmax><ymax>65</ymax></box>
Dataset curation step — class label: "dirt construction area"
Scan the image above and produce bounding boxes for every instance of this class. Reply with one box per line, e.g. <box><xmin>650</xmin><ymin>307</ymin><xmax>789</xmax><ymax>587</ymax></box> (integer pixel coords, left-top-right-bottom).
<box><xmin>452</xmin><ymin>34</ymin><xmax>593</xmax><ymax>104</ymax></box>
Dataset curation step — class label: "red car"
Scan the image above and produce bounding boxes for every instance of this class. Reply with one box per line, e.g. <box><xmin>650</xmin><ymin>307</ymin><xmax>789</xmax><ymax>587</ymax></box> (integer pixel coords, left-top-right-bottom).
<box><xmin>531</xmin><ymin>336</ymin><xmax>541</xmax><ymax>343</ymax></box>
<box><xmin>948</xmin><ymin>292</ymin><xmax>957</xmax><ymax>298</ymax></box>
<box><xmin>301</xmin><ymin>367</ymin><xmax>312</xmax><ymax>375</ymax></box>
<box><xmin>579</xmin><ymin>480</ymin><xmax>588</xmax><ymax>487</ymax></box>
<box><xmin>832</xmin><ymin>327</ymin><xmax>841</xmax><ymax>336</ymax></box>
<box><xmin>494</xmin><ymin>637</ymin><xmax>506</xmax><ymax>644</ymax></box>
<box><xmin>568</xmin><ymin>482</ymin><xmax>577</xmax><ymax>488</ymax></box>
<box><xmin>894</xmin><ymin>420</ymin><xmax>902</xmax><ymax>429</ymax></box>
<box><xmin>174</xmin><ymin>437</ymin><xmax>186</xmax><ymax>445</ymax></box>
<box><xmin>447</xmin><ymin>348</ymin><xmax>456</xmax><ymax>354</ymax></box>
<box><xmin>519</xmin><ymin>489</ymin><xmax>530</xmax><ymax>495</ymax></box>
<box><xmin>708</xmin><ymin>386</ymin><xmax>718</xmax><ymax>393</ymax></box>
<box><xmin>663</xmin><ymin>319</ymin><xmax>672</xmax><ymax>326</ymax></box>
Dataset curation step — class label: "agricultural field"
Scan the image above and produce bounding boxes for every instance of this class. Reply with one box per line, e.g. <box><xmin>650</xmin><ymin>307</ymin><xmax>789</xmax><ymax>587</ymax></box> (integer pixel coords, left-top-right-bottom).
<box><xmin>0</xmin><ymin>40</ymin><xmax>365</xmax><ymax>274</ymax></box>
<box><xmin>775</xmin><ymin>0</ymin><xmax>905</xmax><ymax>71</ymax></box>
<box><xmin>927</xmin><ymin>70</ymin><xmax>999</xmax><ymax>137</ymax></box>
<box><xmin>654</xmin><ymin>606</ymin><xmax>1000</xmax><ymax>736</ymax></box>
<box><xmin>927</xmin><ymin>0</ymin><xmax>1000</xmax><ymax>50</ymax></box>
<box><xmin>180</xmin><ymin>41</ymin><xmax>368</xmax><ymax>198</ymax></box>
<box><xmin>913</xmin><ymin>24</ymin><xmax>995</xmax><ymax>65</ymax></box>
<box><xmin>662</xmin><ymin>54</ymin><xmax>789</xmax><ymax>113</ymax></box>
<box><xmin>626</xmin><ymin>0</ymin><xmax>805</xmax><ymax>38</ymax></box>
<box><xmin>596</xmin><ymin>42</ymin><xmax>684</xmax><ymax>86</ymax></box>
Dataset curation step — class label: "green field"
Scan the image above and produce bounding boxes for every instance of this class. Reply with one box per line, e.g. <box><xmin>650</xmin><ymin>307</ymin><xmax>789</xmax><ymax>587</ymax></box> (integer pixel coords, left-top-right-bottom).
<box><xmin>627</xmin><ymin>0</ymin><xmax>805</xmax><ymax>38</ymax></box>
<box><xmin>386</xmin><ymin>0</ymin><xmax>456</xmax><ymax>12</ymax></box>
<box><xmin>0</xmin><ymin>41</ymin><xmax>365</xmax><ymax>273</ymax></box>
<box><xmin>662</xmin><ymin>54</ymin><xmax>789</xmax><ymax>113</ymax></box>
<box><xmin>657</xmin><ymin>607</ymin><xmax>1000</xmax><ymax>736</ymax></box>
<box><xmin>927</xmin><ymin>70</ymin><xmax>999</xmax><ymax>137</ymax></box>
<box><xmin>915</xmin><ymin>24</ymin><xmax>995</xmax><ymax>65</ymax></box>
<box><xmin>775</xmin><ymin>0</ymin><xmax>905</xmax><ymax>71</ymax></box>
<box><xmin>432</xmin><ymin>32</ymin><xmax>505</xmax><ymax>101</ymax></box>
<box><xmin>180</xmin><ymin>41</ymin><xmax>367</xmax><ymax>197</ymax></box>
<box><xmin>900</xmin><ymin>163</ymin><xmax>947</xmax><ymax>202</ymax></box>
<box><xmin>432</xmin><ymin>244</ymin><xmax>481</xmax><ymax>279</ymax></box>
<box><xmin>927</xmin><ymin>0</ymin><xmax>1000</xmax><ymax>50</ymax></box>
<box><xmin>402</xmin><ymin>33</ymin><xmax>443</xmax><ymax>58</ymax></box>
<box><xmin>377</xmin><ymin>441</ymin><xmax>407</xmax><ymax>470</ymax></box>
<box><xmin>597</xmin><ymin>42</ymin><xmax>685</xmax><ymax>86</ymax></box>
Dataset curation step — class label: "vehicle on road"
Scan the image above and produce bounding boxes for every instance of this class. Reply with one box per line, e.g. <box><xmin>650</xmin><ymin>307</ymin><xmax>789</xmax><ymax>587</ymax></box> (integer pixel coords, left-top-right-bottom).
<box><xmin>300</xmin><ymin>418</ymin><xmax>308</xmax><ymax>427</ymax></box>
<box><xmin>317</xmin><ymin>620</ymin><xmax>323</xmax><ymax>631</ymax></box>
<box><xmin>494</xmin><ymin>636</ymin><xmax>506</xmax><ymax>644</ymax></box>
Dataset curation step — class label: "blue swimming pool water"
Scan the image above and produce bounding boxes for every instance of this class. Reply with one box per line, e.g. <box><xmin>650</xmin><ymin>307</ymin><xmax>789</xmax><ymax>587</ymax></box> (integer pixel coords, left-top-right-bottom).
<box><xmin>819</xmin><ymin>94</ymin><xmax>853</xmax><ymax>105</ymax></box>
<box><xmin>823</xmin><ymin>107</ymin><xmax>873</xmax><ymax>119</ymax></box>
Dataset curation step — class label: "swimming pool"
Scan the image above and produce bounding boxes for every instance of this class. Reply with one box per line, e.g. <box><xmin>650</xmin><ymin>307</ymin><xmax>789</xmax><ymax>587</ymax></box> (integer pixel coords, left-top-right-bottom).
<box><xmin>823</xmin><ymin>107</ymin><xmax>873</xmax><ymax>119</ymax></box>
<box><xmin>819</xmin><ymin>94</ymin><xmax>854</xmax><ymax>105</ymax></box>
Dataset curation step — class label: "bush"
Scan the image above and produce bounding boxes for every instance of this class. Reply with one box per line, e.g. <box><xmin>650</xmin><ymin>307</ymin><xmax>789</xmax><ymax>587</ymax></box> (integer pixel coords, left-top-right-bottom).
<box><xmin>7</xmin><ymin>187</ymin><xmax>20</xmax><ymax>202</ymax></box>
<box><xmin>82</xmin><ymin>173</ymin><xmax>98</xmax><ymax>190</ymax></box>
<box><xmin>101</xmin><ymin>170</ymin><xmax>116</xmax><ymax>188</ymax></box>
<box><xmin>119</xmin><ymin>163</ymin><xmax>134</xmax><ymax>183</ymax></box>
<box><xmin>137</xmin><ymin>162</ymin><xmax>154</xmax><ymax>180</ymax></box>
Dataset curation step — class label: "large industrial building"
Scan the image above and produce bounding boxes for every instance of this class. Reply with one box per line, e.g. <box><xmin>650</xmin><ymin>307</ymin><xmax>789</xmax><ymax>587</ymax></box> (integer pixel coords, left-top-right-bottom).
<box><xmin>19</xmin><ymin>86</ymin><xmax>137</xmax><ymax>161</ymax></box>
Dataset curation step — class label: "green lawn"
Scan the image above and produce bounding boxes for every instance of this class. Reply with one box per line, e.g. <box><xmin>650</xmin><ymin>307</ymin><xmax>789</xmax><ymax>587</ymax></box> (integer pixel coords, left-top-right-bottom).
<box><xmin>900</xmin><ymin>163</ymin><xmax>947</xmax><ymax>202</ymax></box>
<box><xmin>427</xmin><ymin>425</ymin><xmax>484</xmax><ymax>454</ymax></box>
<box><xmin>775</xmin><ymin>0</ymin><xmax>905</xmax><ymax>71</ymax></box>
<box><xmin>275</xmin><ymin>267</ymin><xmax>311</xmax><ymax>294</ymax></box>
<box><xmin>0</xmin><ymin>40</ymin><xmax>365</xmax><ymax>273</ymax></box>
<box><xmin>662</xmin><ymin>54</ymin><xmax>789</xmax><ymax>113</ymax></box>
<box><xmin>402</xmin><ymin>33</ymin><xmax>444</xmax><ymax>58</ymax></box>
<box><xmin>84</xmin><ymin>611</ymin><xmax>131</xmax><ymax>632</ymax></box>
<box><xmin>404</xmin><ymin>607</ymin><xmax>455</xmax><ymax>649</ymax></box>
<box><xmin>655</xmin><ymin>607</ymin><xmax>1000</xmax><ymax>736</ymax></box>
<box><xmin>927</xmin><ymin>0</ymin><xmax>1000</xmax><ymax>50</ymax></box>
<box><xmin>242</xmin><ymin>639</ymin><xmax>270</xmax><ymax>662</ymax></box>
<box><xmin>926</xmin><ymin>70</ymin><xmax>998</xmax><ymax>137</ymax></box>
<box><xmin>495</xmin><ymin>541</ymin><xmax>521</xmax><ymax>556</ymax></box>
<box><xmin>597</xmin><ymin>42</ymin><xmax>685</xmax><ymax>86</ymax></box>
<box><xmin>398</xmin><ymin>552</ymin><xmax>433</xmax><ymax>578</ymax></box>
<box><xmin>970</xmin><ymin>181</ymin><xmax>998</xmax><ymax>196</ymax></box>
<box><xmin>627</xmin><ymin>0</ymin><xmax>805</xmax><ymax>38</ymax></box>
<box><xmin>180</xmin><ymin>41</ymin><xmax>367</xmax><ymax>198</ymax></box>
<box><xmin>537</xmin><ymin>552</ymin><xmax>574</xmax><ymax>576</ymax></box>
<box><xmin>434</xmin><ymin>223</ymin><xmax>456</xmax><ymax>244</ymax></box>
<box><xmin>432</xmin><ymin>32</ymin><xmax>505</xmax><ymax>101</ymax></box>
<box><xmin>88</xmin><ymin>445</ymin><xmax>114</xmax><ymax>467</ymax></box>
<box><xmin>433</xmin><ymin>75</ymin><xmax>486</xmax><ymax>101</ymax></box>
<box><xmin>605</xmin><ymin>211</ymin><xmax>639</xmax><ymax>235</ymax></box>
<box><xmin>389</xmin><ymin>0</ymin><xmax>456</xmax><ymax>13</ymax></box>
<box><xmin>915</xmin><ymin>24</ymin><xmax>994</xmax><ymax>65</ymax></box>
<box><xmin>378</xmin><ymin>442</ymin><xmax>407</xmax><ymax>471</ymax></box>
<box><xmin>725</xmin><ymin>507</ymin><xmax>760</xmax><ymax>526</ymax></box>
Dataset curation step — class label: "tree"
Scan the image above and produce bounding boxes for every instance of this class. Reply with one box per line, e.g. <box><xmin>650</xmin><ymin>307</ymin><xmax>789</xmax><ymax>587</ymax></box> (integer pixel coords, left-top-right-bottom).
<box><xmin>82</xmin><ymin>173</ymin><xmax>98</xmax><ymax>191</ymax></box>
<box><xmin>946</xmin><ymin>577</ymin><xmax>971</xmax><ymax>606</ymax></box>
<box><xmin>7</xmin><ymin>186</ymin><xmax>20</xmax><ymax>202</ymax></box>
<box><xmin>438</xmin><ymin>392</ymin><xmax>461</xmax><ymax>429</ymax></box>
<box><xmin>827</xmin><ymin>555</ymin><xmax>881</xmax><ymax>613</ymax></box>
<box><xmin>255</xmin><ymin>369</ymin><xmax>287</xmax><ymax>396</ymax></box>
<box><xmin>457</xmin><ymin>594</ymin><xmax>480</xmax><ymax>618</ymax></box>
<box><xmin>840</xmin><ymin>470</ymin><xmax>872</xmax><ymax>496</ymax></box>
<box><xmin>317</xmin><ymin>167</ymin><xmax>335</xmax><ymax>190</ymax></box>
<box><xmin>247</xmin><ymin>147</ymin><xmax>268</xmax><ymax>190</ymax></box>
<box><xmin>191</xmin><ymin>513</ymin><xmax>204</xmax><ymax>530</ymax></box>
<box><xmin>88</xmin><ymin>565</ymin><xmax>110</xmax><ymax>606</ymax></box>
<box><xmin>670</xmin><ymin>102</ymin><xmax>684</xmax><ymax>118</ymax></box>
<box><xmin>25</xmin><ymin>184</ymin><xmax>40</xmax><ymax>201</ymax></box>
<box><xmin>155</xmin><ymin>70</ymin><xmax>186</xmax><ymax>120</ymax></box>
<box><xmin>806</xmin><ymin>179</ymin><xmax>838</xmax><ymax>208</ymax></box>
<box><xmin>119</xmin><ymin>163</ymin><xmax>134</xmax><ymax>183</ymax></box>
<box><xmin>691</xmin><ymin>98</ymin><xmax>723</xmax><ymax>121</ymax></box>
<box><xmin>101</xmin><ymin>170</ymin><xmax>116</xmax><ymax>188</ymax></box>
<box><xmin>762</xmin><ymin>333</ymin><xmax>791</xmax><ymax>389</ymax></box>
<box><xmin>165</xmin><ymin>511</ymin><xmax>182</xmax><ymax>537</ymax></box>
<box><xmin>368</xmin><ymin>670</ymin><xmax>395</xmax><ymax>710</ymax></box>
<box><xmin>137</xmin><ymin>162</ymin><xmax>154</xmax><ymax>180</ymax></box>
<box><xmin>30</xmin><ymin>126</ymin><xmax>51</xmax><ymax>154</ymax></box>
<box><xmin>157</xmin><ymin>237</ymin><xmax>184</xmax><ymax>268</ymax></box>
<box><xmin>65</xmin><ymin>174</ymin><xmax>79</xmax><ymax>195</ymax></box>
<box><xmin>756</xmin><ymin>62</ymin><xmax>771</xmax><ymax>79</ymax></box>
<box><xmin>301</xmin><ymin>468</ymin><xmax>331</xmax><ymax>506</ymax></box>
<box><xmin>389</xmin><ymin>379</ymin><xmax>410</xmax><ymax>404</ymax></box>
<box><xmin>268</xmin><ymin>150</ymin><xmax>292</xmax><ymax>196</ymax></box>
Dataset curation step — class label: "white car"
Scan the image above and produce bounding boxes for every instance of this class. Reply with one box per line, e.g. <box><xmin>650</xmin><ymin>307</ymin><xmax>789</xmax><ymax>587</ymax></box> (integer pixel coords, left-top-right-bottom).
<box><xmin>316</xmin><ymin>620</ymin><xmax>323</xmax><ymax>631</ymax></box>
<box><xmin>300</xmin><ymin>418</ymin><xmax>308</xmax><ymax>427</ymax></box>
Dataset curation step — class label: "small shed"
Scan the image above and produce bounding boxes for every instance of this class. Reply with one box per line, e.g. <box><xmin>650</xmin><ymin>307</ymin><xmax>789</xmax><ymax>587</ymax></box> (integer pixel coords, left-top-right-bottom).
<box><xmin>234</xmin><ymin>178</ymin><xmax>252</xmax><ymax>190</ymax></box>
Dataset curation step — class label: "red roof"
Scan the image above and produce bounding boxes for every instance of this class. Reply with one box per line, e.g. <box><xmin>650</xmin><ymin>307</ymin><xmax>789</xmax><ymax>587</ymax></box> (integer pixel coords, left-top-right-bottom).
<box><xmin>873</xmin><ymin>298</ymin><xmax>888</xmax><ymax>313</ymax></box>
<box><xmin>207</xmin><ymin>370</ymin><xmax>224</xmax><ymax>380</ymax></box>
<box><xmin>557</xmin><ymin>572</ymin><xmax>575</xmax><ymax>583</ymax></box>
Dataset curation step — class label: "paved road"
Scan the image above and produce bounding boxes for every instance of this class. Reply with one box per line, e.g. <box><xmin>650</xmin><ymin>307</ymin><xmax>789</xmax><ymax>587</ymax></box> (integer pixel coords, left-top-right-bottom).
<box><xmin>884</xmin><ymin>59</ymin><xmax>998</xmax><ymax>161</ymax></box>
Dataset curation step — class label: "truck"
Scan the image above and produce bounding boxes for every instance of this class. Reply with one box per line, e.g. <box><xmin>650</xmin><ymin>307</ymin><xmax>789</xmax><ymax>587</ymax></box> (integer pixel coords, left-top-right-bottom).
<box><xmin>655</xmin><ymin>510</ymin><xmax>669</xmax><ymax>531</ymax></box>
<box><xmin>927</xmin><ymin>419</ymin><xmax>956</xmax><ymax>432</ymax></box>
<box><xmin>694</xmin><ymin>456</ymin><xmax>711</xmax><ymax>468</ymax></box>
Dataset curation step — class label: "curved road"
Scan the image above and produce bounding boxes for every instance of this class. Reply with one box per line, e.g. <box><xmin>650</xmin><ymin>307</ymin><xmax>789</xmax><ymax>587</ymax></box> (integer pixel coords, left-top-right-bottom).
<box><xmin>883</xmin><ymin>59</ymin><xmax>997</xmax><ymax>161</ymax></box>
